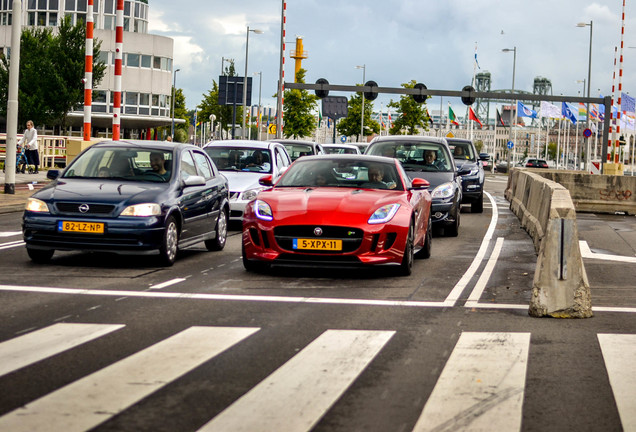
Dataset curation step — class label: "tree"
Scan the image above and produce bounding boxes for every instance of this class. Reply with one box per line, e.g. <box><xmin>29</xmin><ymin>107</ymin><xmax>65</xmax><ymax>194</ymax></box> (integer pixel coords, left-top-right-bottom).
<box><xmin>337</xmin><ymin>91</ymin><xmax>380</xmax><ymax>140</ymax></box>
<box><xmin>474</xmin><ymin>140</ymin><xmax>484</xmax><ymax>153</ymax></box>
<box><xmin>547</xmin><ymin>142</ymin><xmax>557</xmax><ymax>161</ymax></box>
<box><xmin>0</xmin><ymin>15</ymin><xmax>106</xmax><ymax>131</ymax></box>
<box><xmin>387</xmin><ymin>80</ymin><xmax>431</xmax><ymax>135</ymax></box>
<box><xmin>282</xmin><ymin>69</ymin><xmax>317</xmax><ymax>139</ymax></box>
<box><xmin>198</xmin><ymin>61</ymin><xmax>241</xmax><ymax>139</ymax></box>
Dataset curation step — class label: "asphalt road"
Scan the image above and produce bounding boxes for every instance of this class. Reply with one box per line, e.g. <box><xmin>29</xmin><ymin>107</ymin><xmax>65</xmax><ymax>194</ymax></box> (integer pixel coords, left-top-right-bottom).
<box><xmin>0</xmin><ymin>176</ymin><xmax>635</xmax><ymax>432</ymax></box>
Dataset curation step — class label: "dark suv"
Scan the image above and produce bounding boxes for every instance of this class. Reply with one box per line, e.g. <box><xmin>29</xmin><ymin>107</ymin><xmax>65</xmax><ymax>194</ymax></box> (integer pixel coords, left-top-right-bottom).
<box><xmin>446</xmin><ymin>138</ymin><xmax>485</xmax><ymax>213</ymax></box>
<box><xmin>366</xmin><ymin>136</ymin><xmax>462</xmax><ymax>236</ymax></box>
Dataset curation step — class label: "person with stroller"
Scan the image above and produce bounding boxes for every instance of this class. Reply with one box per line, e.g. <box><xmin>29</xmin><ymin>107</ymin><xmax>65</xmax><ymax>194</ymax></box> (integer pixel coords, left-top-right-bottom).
<box><xmin>18</xmin><ymin>120</ymin><xmax>39</xmax><ymax>174</ymax></box>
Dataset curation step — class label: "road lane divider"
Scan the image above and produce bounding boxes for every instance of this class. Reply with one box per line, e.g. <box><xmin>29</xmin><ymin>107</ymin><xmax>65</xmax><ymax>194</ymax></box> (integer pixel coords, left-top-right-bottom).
<box><xmin>464</xmin><ymin>237</ymin><xmax>505</xmax><ymax>308</ymax></box>
<box><xmin>579</xmin><ymin>240</ymin><xmax>636</xmax><ymax>263</ymax></box>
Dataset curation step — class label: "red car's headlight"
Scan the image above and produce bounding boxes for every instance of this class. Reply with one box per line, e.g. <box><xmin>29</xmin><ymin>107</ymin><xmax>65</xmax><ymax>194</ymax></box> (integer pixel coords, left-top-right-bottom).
<box><xmin>255</xmin><ymin>199</ymin><xmax>273</xmax><ymax>221</ymax></box>
<box><xmin>368</xmin><ymin>204</ymin><xmax>400</xmax><ymax>224</ymax></box>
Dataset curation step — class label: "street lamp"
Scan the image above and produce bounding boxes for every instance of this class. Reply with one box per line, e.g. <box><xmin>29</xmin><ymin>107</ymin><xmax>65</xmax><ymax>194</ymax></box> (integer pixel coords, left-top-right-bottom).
<box><xmin>502</xmin><ymin>47</ymin><xmax>516</xmax><ymax>170</ymax></box>
<box><xmin>577</xmin><ymin>21</ymin><xmax>593</xmax><ymax>170</ymax></box>
<box><xmin>170</xmin><ymin>68</ymin><xmax>180</xmax><ymax>140</ymax></box>
<box><xmin>242</xmin><ymin>26</ymin><xmax>263</xmax><ymax>139</ymax></box>
<box><xmin>356</xmin><ymin>64</ymin><xmax>366</xmax><ymax>141</ymax></box>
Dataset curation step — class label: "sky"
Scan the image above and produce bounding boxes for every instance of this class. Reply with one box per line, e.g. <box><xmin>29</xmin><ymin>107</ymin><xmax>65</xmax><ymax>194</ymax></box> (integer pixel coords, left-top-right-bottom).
<box><xmin>147</xmin><ymin>0</ymin><xmax>636</xmax><ymax>120</ymax></box>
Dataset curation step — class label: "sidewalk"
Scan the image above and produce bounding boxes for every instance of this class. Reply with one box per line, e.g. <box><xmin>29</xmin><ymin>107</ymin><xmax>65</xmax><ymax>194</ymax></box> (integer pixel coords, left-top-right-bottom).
<box><xmin>0</xmin><ymin>169</ymin><xmax>51</xmax><ymax>214</ymax></box>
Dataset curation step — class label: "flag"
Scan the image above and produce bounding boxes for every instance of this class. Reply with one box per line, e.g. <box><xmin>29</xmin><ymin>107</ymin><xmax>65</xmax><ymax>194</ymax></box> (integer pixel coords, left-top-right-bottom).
<box><xmin>578</xmin><ymin>103</ymin><xmax>587</xmax><ymax>117</ymax></box>
<box><xmin>425</xmin><ymin>107</ymin><xmax>434</xmax><ymax>125</ymax></box>
<box><xmin>318</xmin><ymin>108</ymin><xmax>322</xmax><ymax>127</ymax></box>
<box><xmin>539</xmin><ymin>101</ymin><xmax>561</xmax><ymax>118</ymax></box>
<box><xmin>327</xmin><ymin>117</ymin><xmax>331</xmax><ymax>129</ymax></box>
<box><xmin>474</xmin><ymin>45</ymin><xmax>480</xmax><ymax>70</ymax></box>
<box><xmin>388</xmin><ymin>109</ymin><xmax>393</xmax><ymax>127</ymax></box>
<box><xmin>562</xmin><ymin>102</ymin><xmax>577</xmax><ymax>124</ymax></box>
<box><xmin>468</xmin><ymin>106</ymin><xmax>483</xmax><ymax>127</ymax></box>
<box><xmin>496</xmin><ymin>109</ymin><xmax>506</xmax><ymax>126</ymax></box>
<box><xmin>590</xmin><ymin>104</ymin><xmax>600</xmax><ymax>120</ymax></box>
<box><xmin>621</xmin><ymin>92</ymin><xmax>636</xmax><ymax>114</ymax></box>
<box><xmin>517</xmin><ymin>101</ymin><xmax>538</xmax><ymax>118</ymax></box>
<box><xmin>448</xmin><ymin>106</ymin><xmax>459</xmax><ymax>125</ymax></box>
<box><xmin>267</xmin><ymin>107</ymin><xmax>271</xmax><ymax>127</ymax></box>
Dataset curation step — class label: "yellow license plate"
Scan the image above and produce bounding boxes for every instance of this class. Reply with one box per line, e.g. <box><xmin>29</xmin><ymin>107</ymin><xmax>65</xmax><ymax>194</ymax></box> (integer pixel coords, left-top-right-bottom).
<box><xmin>58</xmin><ymin>221</ymin><xmax>105</xmax><ymax>234</ymax></box>
<box><xmin>293</xmin><ymin>238</ymin><xmax>342</xmax><ymax>251</ymax></box>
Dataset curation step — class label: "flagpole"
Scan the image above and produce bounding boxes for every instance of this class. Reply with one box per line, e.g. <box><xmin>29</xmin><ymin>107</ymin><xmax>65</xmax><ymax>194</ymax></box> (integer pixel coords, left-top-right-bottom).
<box><xmin>574</xmin><ymin>117</ymin><xmax>579</xmax><ymax>169</ymax></box>
<box><xmin>556</xmin><ymin>119</ymin><xmax>562</xmax><ymax>169</ymax></box>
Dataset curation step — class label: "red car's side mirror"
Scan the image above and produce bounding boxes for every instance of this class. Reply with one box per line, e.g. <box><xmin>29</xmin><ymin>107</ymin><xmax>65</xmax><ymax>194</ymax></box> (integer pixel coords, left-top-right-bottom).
<box><xmin>410</xmin><ymin>178</ymin><xmax>430</xmax><ymax>189</ymax></box>
<box><xmin>259</xmin><ymin>175</ymin><xmax>273</xmax><ymax>186</ymax></box>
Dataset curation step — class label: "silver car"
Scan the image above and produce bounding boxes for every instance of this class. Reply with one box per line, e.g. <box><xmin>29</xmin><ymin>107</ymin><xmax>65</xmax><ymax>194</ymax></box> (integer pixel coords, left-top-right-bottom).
<box><xmin>203</xmin><ymin>140</ymin><xmax>292</xmax><ymax>221</ymax></box>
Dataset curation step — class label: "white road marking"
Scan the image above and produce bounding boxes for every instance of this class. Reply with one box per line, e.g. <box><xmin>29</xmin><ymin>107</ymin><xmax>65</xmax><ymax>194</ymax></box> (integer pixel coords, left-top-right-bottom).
<box><xmin>0</xmin><ymin>231</ymin><xmax>22</xmax><ymax>238</ymax></box>
<box><xmin>445</xmin><ymin>191</ymin><xmax>499</xmax><ymax>304</ymax></box>
<box><xmin>149</xmin><ymin>278</ymin><xmax>186</xmax><ymax>290</ymax></box>
<box><xmin>598</xmin><ymin>334</ymin><xmax>636</xmax><ymax>431</ymax></box>
<box><xmin>0</xmin><ymin>326</ymin><xmax>259</xmax><ymax>432</ymax></box>
<box><xmin>412</xmin><ymin>332</ymin><xmax>530</xmax><ymax>432</ymax></box>
<box><xmin>0</xmin><ymin>323</ymin><xmax>124</xmax><ymax>377</ymax></box>
<box><xmin>0</xmin><ymin>240</ymin><xmax>25</xmax><ymax>250</ymax></box>
<box><xmin>579</xmin><ymin>240</ymin><xmax>636</xmax><ymax>263</ymax></box>
<box><xmin>198</xmin><ymin>329</ymin><xmax>394</xmax><ymax>432</ymax></box>
<box><xmin>465</xmin><ymin>237</ymin><xmax>505</xmax><ymax>307</ymax></box>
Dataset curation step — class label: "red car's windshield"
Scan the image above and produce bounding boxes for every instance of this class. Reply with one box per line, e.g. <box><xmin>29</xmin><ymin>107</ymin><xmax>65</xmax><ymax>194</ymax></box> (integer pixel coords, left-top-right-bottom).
<box><xmin>277</xmin><ymin>159</ymin><xmax>404</xmax><ymax>191</ymax></box>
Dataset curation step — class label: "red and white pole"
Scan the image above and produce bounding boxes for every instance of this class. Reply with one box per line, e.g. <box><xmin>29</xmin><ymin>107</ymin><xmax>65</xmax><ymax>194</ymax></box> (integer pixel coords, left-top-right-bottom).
<box><xmin>609</xmin><ymin>47</ymin><xmax>617</xmax><ymax>164</ymax></box>
<box><xmin>275</xmin><ymin>0</ymin><xmax>286</xmax><ymax>138</ymax></box>
<box><xmin>615</xmin><ymin>0</ymin><xmax>626</xmax><ymax>164</ymax></box>
<box><xmin>112</xmin><ymin>0</ymin><xmax>124</xmax><ymax>140</ymax></box>
<box><xmin>82</xmin><ymin>0</ymin><xmax>93</xmax><ymax>142</ymax></box>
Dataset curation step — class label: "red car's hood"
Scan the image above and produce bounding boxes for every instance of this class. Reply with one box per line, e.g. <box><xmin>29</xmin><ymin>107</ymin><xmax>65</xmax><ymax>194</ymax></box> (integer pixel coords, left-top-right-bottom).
<box><xmin>259</xmin><ymin>187</ymin><xmax>405</xmax><ymax>224</ymax></box>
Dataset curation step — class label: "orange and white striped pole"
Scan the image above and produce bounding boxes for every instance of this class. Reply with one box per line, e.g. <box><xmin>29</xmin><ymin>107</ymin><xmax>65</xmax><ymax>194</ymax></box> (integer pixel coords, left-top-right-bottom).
<box><xmin>82</xmin><ymin>0</ymin><xmax>93</xmax><ymax>142</ymax></box>
<box><xmin>609</xmin><ymin>47</ymin><xmax>617</xmax><ymax>164</ymax></box>
<box><xmin>275</xmin><ymin>0</ymin><xmax>286</xmax><ymax>138</ymax></box>
<box><xmin>112</xmin><ymin>0</ymin><xmax>124</xmax><ymax>140</ymax></box>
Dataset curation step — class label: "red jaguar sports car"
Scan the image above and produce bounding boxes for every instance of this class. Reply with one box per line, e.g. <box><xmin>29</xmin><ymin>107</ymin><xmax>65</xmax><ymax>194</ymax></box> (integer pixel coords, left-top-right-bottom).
<box><xmin>242</xmin><ymin>155</ymin><xmax>432</xmax><ymax>276</ymax></box>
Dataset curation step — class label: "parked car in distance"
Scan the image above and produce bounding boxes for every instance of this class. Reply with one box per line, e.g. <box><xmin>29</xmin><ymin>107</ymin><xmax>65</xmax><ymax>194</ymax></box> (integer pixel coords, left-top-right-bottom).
<box><xmin>242</xmin><ymin>154</ymin><xmax>432</xmax><ymax>276</ymax></box>
<box><xmin>23</xmin><ymin>141</ymin><xmax>229</xmax><ymax>266</ymax></box>
<box><xmin>479</xmin><ymin>153</ymin><xmax>493</xmax><ymax>172</ymax></box>
<box><xmin>518</xmin><ymin>158</ymin><xmax>549</xmax><ymax>168</ymax></box>
<box><xmin>203</xmin><ymin>140</ymin><xmax>292</xmax><ymax>221</ymax></box>
<box><xmin>268</xmin><ymin>139</ymin><xmax>324</xmax><ymax>162</ymax></box>
<box><xmin>446</xmin><ymin>138</ymin><xmax>485</xmax><ymax>213</ymax></box>
<box><xmin>366</xmin><ymin>136</ymin><xmax>462</xmax><ymax>236</ymax></box>
<box><xmin>322</xmin><ymin>144</ymin><xmax>361</xmax><ymax>155</ymax></box>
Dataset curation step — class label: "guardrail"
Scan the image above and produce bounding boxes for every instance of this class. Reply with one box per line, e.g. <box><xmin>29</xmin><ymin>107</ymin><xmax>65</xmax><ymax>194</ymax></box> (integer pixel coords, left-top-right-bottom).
<box><xmin>0</xmin><ymin>134</ymin><xmax>68</xmax><ymax>168</ymax></box>
<box><xmin>506</xmin><ymin>168</ymin><xmax>593</xmax><ymax>318</ymax></box>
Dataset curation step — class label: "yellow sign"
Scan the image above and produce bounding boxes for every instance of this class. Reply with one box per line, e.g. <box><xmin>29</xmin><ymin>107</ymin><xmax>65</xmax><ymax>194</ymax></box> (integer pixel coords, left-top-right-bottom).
<box><xmin>446</xmin><ymin>132</ymin><xmax>455</xmax><ymax>138</ymax></box>
<box><xmin>268</xmin><ymin>124</ymin><xmax>276</xmax><ymax>134</ymax></box>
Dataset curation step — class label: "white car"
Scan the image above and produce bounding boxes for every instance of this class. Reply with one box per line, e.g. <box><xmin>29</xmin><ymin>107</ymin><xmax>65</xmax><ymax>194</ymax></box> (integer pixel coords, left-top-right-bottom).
<box><xmin>322</xmin><ymin>144</ymin><xmax>361</xmax><ymax>155</ymax></box>
<box><xmin>203</xmin><ymin>140</ymin><xmax>292</xmax><ymax>221</ymax></box>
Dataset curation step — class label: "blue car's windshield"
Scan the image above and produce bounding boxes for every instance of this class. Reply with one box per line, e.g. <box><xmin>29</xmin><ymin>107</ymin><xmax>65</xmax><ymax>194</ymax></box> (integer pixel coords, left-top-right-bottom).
<box><xmin>204</xmin><ymin>147</ymin><xmax>272</xmax><ymax>174</ymax></box>
<box><xmin>367</xmin><ymin>141</ymin><xmax>453</xmax><ymax>172</ymax></box>
<box><xmin>63</xmin><ymin>147</ymin><xmax>173</xmax><ymax>182</ymax></box>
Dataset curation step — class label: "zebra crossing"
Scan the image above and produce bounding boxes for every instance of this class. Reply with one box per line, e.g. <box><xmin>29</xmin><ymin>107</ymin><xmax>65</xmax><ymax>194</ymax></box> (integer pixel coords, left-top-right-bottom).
<box><xmin>0</xmin><ymin>324</ymin><xmax>634</xmax><ymax>432</ymax></box>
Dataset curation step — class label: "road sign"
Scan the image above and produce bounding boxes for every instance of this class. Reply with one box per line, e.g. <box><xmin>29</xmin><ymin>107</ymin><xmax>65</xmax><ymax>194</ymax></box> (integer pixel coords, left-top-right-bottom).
<box><xmin>446</xmin><ymin>132</ymin><xmax>455</xmax><ymax>138</ymax></box>
<box><xmin>583</xmin><ymin>128</ymin><xmax>592</xmax><ymax>138</ymax></box>
<box><xmin>507</xmin><ymin>141</ymin><xmax>514</xmax><ymax>149</ymax></box>
<box><xmin>340</xmin><ymin>135</ymin><xmax>347</xmax><ymax>143</ymax></box>
<box><xmin>268</xmin><ymin>124</ymin><xmax>276</xmax><ymax>135</ymax></box>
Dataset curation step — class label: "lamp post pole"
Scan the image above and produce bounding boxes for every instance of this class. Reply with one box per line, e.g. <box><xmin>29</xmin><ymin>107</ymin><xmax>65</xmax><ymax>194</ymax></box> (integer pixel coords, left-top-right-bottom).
<box><xmin>170</xmin><ymin>68</ymin><xmax>180</xmax><ymax>140</ymax></box>
<box><xmin>577</xmin><ymin>21</ymin><xmax>593</xmax><ymax>171</ymax></box>
<box><xmin>254</xmin><ymin>71</ymin><xmax>262</xmax><ymax>140</ymax></box>
<box><xmin>242</xmin><ymin>26</ymin><xmax>263</xmax><ymax>139</ymax></box>
<box><xmin>356</xmin><ymin>64</ymin><xmax>366</xmax><ymax>142</ymax></box>
<box><xmin>502</xmin><ymin>47</ymin><xmax>516</xmax><ymax>171</ymax></box>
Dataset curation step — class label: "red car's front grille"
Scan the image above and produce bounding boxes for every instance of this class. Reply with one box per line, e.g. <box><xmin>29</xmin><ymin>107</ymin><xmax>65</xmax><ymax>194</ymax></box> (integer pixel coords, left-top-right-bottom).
<box><xmin>273</xmin><ymin>225</ymin><xmax>363</xmax><ymax>253</ymax></box>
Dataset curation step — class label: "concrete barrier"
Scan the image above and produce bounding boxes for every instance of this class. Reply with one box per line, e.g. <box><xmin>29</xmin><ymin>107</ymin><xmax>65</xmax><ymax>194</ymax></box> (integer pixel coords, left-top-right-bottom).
<box><xmin>525</xmin><ymin>169</ymin><xmax>636</xmax><ymax>215</ymax></box>
<box><xmin>506</xmin><ymin>169</ymin><xmax>593</xmax><ymax>318</ymax></box>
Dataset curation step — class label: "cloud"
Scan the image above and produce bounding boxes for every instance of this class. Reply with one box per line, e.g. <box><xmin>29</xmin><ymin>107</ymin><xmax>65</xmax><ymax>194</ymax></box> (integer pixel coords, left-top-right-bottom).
<box><xmin>172</xmin><ymin>36</ymin><xmax>205</xmax><ymax>70</ymax></box>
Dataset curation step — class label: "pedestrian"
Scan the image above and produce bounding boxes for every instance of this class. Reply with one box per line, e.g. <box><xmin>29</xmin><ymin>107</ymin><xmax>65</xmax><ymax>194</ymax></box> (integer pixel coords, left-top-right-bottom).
<box><xmin>18</xmin><ymin>120</ymin><xmax>39</xmax><ymax>174</ymax></box>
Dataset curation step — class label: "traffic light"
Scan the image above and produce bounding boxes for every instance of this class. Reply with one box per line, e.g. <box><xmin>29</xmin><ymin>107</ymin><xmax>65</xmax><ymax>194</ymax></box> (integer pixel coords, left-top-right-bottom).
<box><xmin>461</xmin><ymin>85</ymin><xmax>476</xmax><ymax>105</ymax></box>
<box><xmin>412</xmin><ymin>83</ymin><xmax>428</xmax><ymax>103</ymax></box>
<box><xmin>363</xmin><ymin>81</ymin><xmax>378</xmax><ymax>101</ymax></box>
<box><xmin>315</xmin><ymin>78</ymin><xmax>329</xmax><ymax>98</ymax></box>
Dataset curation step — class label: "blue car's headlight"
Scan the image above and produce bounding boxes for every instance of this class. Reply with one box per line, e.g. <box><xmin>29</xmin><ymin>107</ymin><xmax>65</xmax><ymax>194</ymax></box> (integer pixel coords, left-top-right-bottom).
<box><xmin>432</xmin><ymin>182</ymin><xmax>455</xmax><ymax>199</ymax></box>
<box><xmin>368</xmin><ymin>204</ymin><xmax>400</xmax><ymax>225</ymax></box>
<box><xmin>464</xmin><ymin>167</ymin><xmax>480</xmax><ymax>176</ymax></box>
<box><xmin>121</xmin><ymin>203</ymin><xmax>161</xmax><ymax>217</ymax></box>
<box><xmin>255</xmin><ymin>199</ymin><xmax>273</xmax><ymax>221</ymax></box>
<box><xmin>25</xmin><ymin>198</ymin><xmax>49</xmax><ymax>213</ymax></box>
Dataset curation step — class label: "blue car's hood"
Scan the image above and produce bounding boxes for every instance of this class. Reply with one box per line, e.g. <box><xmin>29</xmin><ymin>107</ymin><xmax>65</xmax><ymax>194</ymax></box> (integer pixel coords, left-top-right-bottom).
<box><xmin>33</xmin><ymin>178</ymin><xmax>169</xmax><ymax>205</ymax></box>
<box><xmin>401</xmin><ymin>170</ymin><xmax>455</xmax><ymax>189</ymax></box>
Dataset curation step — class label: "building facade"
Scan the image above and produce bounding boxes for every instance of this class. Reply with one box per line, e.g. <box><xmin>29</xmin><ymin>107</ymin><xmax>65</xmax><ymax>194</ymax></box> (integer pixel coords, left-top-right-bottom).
<box><xmin>0</xmin><ymin>0</ymin><xmax>175</xmax><ymax>138</ymax></box>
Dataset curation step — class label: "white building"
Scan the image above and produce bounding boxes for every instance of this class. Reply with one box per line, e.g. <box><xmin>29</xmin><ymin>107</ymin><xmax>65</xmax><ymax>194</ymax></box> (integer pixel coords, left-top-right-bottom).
<box><xmin>0</xmin><ymin>0</ymin><xmax>176</xmax><ymax>138</ymax></box>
